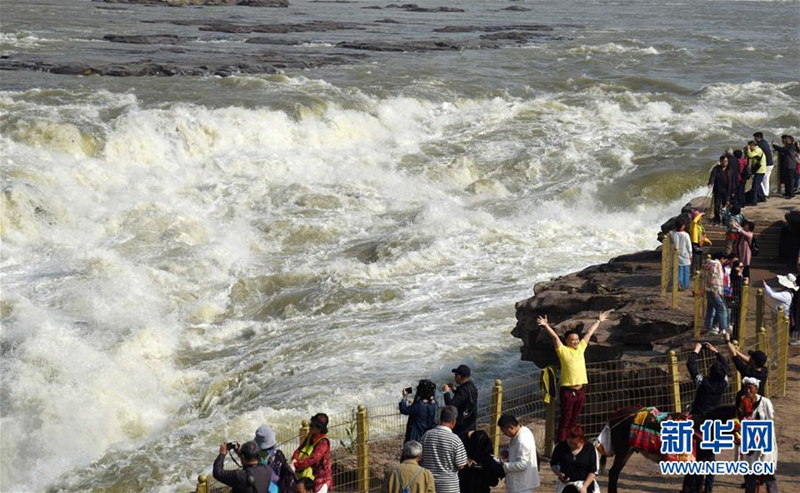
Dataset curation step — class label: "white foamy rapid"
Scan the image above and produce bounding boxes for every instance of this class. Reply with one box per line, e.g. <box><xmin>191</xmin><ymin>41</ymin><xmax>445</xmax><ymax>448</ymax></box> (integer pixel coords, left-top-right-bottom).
<box><xmin>1</xmin><ymin>72</ymin><xmax>797</xmax><ymax>492</ymax></box>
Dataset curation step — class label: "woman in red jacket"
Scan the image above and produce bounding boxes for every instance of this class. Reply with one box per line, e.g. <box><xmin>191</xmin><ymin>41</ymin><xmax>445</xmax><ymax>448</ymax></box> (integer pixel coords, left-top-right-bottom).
<box><xmin>292</xmin><ymin>413</ymin><xmax>333</xmax><ymax>493</ymax></box>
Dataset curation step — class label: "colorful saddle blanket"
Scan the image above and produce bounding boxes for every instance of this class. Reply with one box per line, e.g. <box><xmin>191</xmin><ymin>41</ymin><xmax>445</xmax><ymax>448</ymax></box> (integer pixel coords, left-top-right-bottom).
<box><xmin>629</xmin><ymin>407</ymin><xmax>694</xmax><ymax>461</ymax></box>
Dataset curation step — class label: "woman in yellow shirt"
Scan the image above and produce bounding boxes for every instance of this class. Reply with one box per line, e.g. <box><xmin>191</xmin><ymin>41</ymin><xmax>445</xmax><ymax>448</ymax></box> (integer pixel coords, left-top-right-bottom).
<box><xmin>537</xmin><ymin>310</ymin><xmax>611</xmax><ymax>442</ymax></box>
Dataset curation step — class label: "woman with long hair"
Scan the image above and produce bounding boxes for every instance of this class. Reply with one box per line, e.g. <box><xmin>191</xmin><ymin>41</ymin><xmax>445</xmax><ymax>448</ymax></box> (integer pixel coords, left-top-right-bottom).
<box><xmin>399</xmin><ymin>379</ymin><xmax>437</xmax><ymax>443</ymax></box>
<box><xmin>458</xmin><ymin>430</ymin><xmax>505</xmax><ymax>493</ymax></box>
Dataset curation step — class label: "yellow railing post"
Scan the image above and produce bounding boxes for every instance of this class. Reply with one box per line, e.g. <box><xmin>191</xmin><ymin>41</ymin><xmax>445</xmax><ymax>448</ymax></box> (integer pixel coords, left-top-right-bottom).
<box><xmin>757</xmin><ymin>327</ymin><xmax>769</xmax><ymax>397</ymax></box>
<box><xmin>739</xmin><ymin>279</ymin><xmax>750</xmax><ymax>343</ymax></box>
<box><xmin>755</xmin><ymin>288</ymin><xmax>764</xmax><ymax>338</ymax></box>
<box><xmin>196</xmin><ymin>475</ymin><xmax>208</xmax><ymax>493</ymax></box>
<box><xmin>779</xmin><ymin>313</ymin><xmax>790</xmax><ymax>397</ymax></box>
<box><xmin>671</xmin><ymin>247</ymin><xmax>679</xmax><ymax>309</ymax></box>
<box><xmin>732</xmin><ymin>340</ymin><xmax>742</xmax><ymax>396</ymax></box>
<box><xmin>357</xmin><ymin>405</ymin><xmax>369</xmax><ymax>493</ymax></box>
<box><xmin>693</xmin><ymin>270</ymin><xmax>703</xmax><ymax>339</ymax></box>
<box><xmin>668</xmin><ymin>350</ymin><xmax>682</xmax><ymax>413</ymax></box>
<box><xmin>490</xmin><ymin>380</ymin><xmax>503</xmax><ymax>456</ymax></box>
<box><xmin>544</xmin><ymin>393</ymin><xmax>557</xmax><ymax>457</ymax></box>
<box><xmin>299</xmin><ymin>420</ymin><xmax>310</xmax><ymax>445</ymax></box>
<box><xmin>661</xmin><ymin>235</ymin><xmax>671</xmax><ymax>296</ymax></box>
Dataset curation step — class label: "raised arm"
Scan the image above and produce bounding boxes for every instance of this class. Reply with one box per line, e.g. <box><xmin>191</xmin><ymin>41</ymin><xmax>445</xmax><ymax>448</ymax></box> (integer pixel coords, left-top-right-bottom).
<box><xmin>723</xmin><ymin>332</ymin><xmax>749</xmax><ymax>366</ymax></box>
<box><xmin>537</xmin><ymin>315</ymin><xmax>563</xmax><ymax>349</ymax></box>
<box><xmin>582</xmin><ymin>310</ymin><xmax>612</xmax><ymax>344</ymax></box>
<box><xmin>687</xmin><ymin>344</ymin><xmax>701</xmax><ymax>381</ymax></box>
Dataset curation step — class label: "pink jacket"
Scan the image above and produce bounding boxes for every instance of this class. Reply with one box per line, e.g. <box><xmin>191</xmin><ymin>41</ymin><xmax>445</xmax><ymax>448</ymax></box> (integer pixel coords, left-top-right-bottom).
<box><xmin>738</xmin><ymin>230</ymin><xmax>753</xmax><ymax>267</ymax></box>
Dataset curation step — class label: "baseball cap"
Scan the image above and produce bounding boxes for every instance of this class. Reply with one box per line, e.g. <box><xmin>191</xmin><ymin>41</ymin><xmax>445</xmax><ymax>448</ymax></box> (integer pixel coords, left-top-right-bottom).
<box><xmin>451</xmin><ymin>364</ymin><xmax>471</xmax><ymax>377</ymax></box>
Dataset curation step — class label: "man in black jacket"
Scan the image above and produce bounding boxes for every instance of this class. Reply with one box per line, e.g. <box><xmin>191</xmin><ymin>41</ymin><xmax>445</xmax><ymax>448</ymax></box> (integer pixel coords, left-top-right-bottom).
<box><xmin>708</xmin><ymin>155</ymin><xmax>732</xmax><ymax>225</ymax></box>
<box><xmin>213</xmin><ymin>441</ymin><xmax>272</xmax><ymax>493</ymax></box>
<box><xmin>773</xmin><ymin>134</ymin><xmax>799</xmax><ymax>199</ymax></box>
<box><xmin>688</xmin><ymin>342</ymin><xmax>729</xmax><ymax>415</ymax></box>
<box><xmin>442</xmin><ymin>364</ymin><xmax>477</xmax><ymax>438</ymax></box>
<box><xmin>723</xmin><ymin>332</ymin><xmax>768</xmax><ymax>396</ymax></box>
<box><xmin>684</xmin><ymin>342</ymin><xmax>729</xmax><ymax>493</ymax></box>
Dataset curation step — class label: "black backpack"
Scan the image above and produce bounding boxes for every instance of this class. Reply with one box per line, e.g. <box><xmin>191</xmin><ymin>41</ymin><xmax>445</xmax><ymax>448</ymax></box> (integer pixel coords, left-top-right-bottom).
<box><xmin>268</xmin><ymin>450</ymin><xmax>297</xmax><ymax>493</ymax></box>
<box><xmin>751</xmin><ymin>237</ymin><xmax>760</xmax><ymax>257</ymax></box>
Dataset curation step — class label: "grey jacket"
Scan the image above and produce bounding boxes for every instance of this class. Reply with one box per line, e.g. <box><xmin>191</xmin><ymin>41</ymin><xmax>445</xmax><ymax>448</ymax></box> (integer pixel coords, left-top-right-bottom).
<box><xmin>773</xmin><ymin>143</ymin><xmax>799</xmax><ymax>171</ymax></box>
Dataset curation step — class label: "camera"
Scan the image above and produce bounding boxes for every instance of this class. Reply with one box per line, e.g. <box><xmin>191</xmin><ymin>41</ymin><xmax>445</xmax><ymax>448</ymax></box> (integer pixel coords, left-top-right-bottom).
<box><xmin>226</xmin><ymin>442</ymin><xmax>239</xmax><ymax>452</ymax></box>
<box><xmin>404</xmin><ymin>387</ymin><xmax>413</xmax><ymax>394</ymax></box>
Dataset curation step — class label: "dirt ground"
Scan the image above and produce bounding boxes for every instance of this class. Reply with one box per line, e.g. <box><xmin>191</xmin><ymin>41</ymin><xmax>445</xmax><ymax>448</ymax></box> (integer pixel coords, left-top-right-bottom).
<box><xmin>520</xmin><ymin>354</ymin><xmax>800</xmax><ymax>493</ymax></box>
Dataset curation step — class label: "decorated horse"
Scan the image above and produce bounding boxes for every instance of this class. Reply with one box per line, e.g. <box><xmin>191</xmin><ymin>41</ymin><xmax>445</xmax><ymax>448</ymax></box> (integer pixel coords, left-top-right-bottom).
<box><xmin>597</xmin><ymin>404</ymin><xmax>738</xmax><ymax>493</ymax></box>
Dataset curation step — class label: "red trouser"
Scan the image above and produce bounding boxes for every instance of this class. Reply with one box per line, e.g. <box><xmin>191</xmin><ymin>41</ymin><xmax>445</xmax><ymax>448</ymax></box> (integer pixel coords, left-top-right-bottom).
<box><xmin>557</xmin><ymin>386</ymin><xmax>585</xmax><ymax>442</ymax></box>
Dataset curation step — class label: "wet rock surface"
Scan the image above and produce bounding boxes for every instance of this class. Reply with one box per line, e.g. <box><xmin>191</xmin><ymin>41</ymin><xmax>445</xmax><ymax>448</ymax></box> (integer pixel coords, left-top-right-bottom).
<box><xmin>97</xmin><ymin>0</ymin><xmax>289</xmax><ymax>6</ymax></box>
<box><xmin>336</xmin><ymin>39</ymin><xmax>500</xmax><ymax>52</ymax></box>
<box><xmin>366</xmin><ymin>3</ymin><xmax>465</xmax><ymax>12</ymax></box>
<box><xmin>1</xmin><ymin>7</ymin><xmax>580</xmax><ymax>77</ymax></box>
<box><xmin>433</xmin><ymin>24</ymin><xmax>555</xmax><ymax>33</ymax></box>
<box><xmin>103</xmin><ymin>34</ymin><xmax>185</xmax><ymax>44</ymax></box>
<box><xmin>142</xmin><ymin>19</ymin><xmax>364</xmax><ymax>33</ymax></box>
<box><xmin>0</xmin><ymin>54</ymin><xmax>361</xmax><ymax>77</ymax></box>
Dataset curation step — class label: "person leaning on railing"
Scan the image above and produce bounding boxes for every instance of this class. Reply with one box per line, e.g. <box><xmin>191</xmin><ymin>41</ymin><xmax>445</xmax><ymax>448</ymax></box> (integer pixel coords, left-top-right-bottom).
<box><xmin>683</xmin><ymin>342</ymin><xmax>729</xmax><ymax>493</ymax></box>
<box><xmin>536</xmin><ymin>310</ymin><xmax>611</xmax><ymax>443</ymax></box>
<box><xmin>723</xmin><ymin>332</ymin><xmax>768</xmax><ymax>397</ymax></box>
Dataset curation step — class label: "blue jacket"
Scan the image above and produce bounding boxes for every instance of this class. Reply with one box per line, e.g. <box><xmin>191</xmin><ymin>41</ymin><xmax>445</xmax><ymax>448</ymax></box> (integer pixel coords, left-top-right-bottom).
<box><xmin>399</xmin><ymin>398</ymin><xmax>437</xmax><ymax>442</ymax></box>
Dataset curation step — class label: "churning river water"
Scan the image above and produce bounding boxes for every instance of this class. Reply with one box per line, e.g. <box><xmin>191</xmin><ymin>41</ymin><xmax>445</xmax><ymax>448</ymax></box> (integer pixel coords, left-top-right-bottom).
<box><xmin>0</xmin><ymin>0</ymin><xmax>798</xmax><ymax>490</ymax></box>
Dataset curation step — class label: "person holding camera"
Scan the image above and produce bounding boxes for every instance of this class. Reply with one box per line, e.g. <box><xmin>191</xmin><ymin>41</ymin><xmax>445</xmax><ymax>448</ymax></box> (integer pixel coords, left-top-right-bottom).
<box><xmin>400</xmin><ymin>379</ymin><xmax>437</xmax><ymax>443</ymax></box>
<box><xmin>213</xmin><ymin>441</ymin><xmax>272</xmax><ymax>493</ymax></box>
<box><xmin>746</xmin><ymin>141</ymin><xmax>767</xmax><ymax>204</ymax></box>
<box><xmin>442</xmin><ymin>365</ymin><xmax>477</xmax><ymax>438</ymax></box>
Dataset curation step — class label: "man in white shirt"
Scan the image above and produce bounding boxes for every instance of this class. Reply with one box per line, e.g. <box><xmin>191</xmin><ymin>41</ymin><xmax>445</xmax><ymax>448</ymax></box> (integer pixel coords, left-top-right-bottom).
<box><xmin>670</xmin><ymin>218</ymin><xmax>692</xmax><ymax>289</ymax></box>
<box><xmin>737</xmin><ymin>377</ymin><xmax>778</xmax><ymax>493</ymax></box>
<box><xmin>763</xmin><ymin>275</ymin><xmax>796</xmax><ymax>315</ymax></box>
<box><xmin>498</xmin><ymin>414</ymin><xmax>539</xmax><ymax>493</ymax></box>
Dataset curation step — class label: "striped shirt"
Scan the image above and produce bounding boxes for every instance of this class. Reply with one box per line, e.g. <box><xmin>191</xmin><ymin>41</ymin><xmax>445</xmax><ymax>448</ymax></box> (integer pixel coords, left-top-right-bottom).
<box><xmin>420</xmin><ymin>426</ymin><xmax>467</xmax><ymax>493</ymax></box>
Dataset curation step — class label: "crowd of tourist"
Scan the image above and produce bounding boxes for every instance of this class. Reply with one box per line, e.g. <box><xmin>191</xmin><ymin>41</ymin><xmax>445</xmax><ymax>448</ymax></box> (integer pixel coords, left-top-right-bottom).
<box><xmin>209</xmin><ymin>131</ymin><xmax>799</xmax><ymax>493</ymax></box>
<box><xmin>668</xmin><ymin>131</ymin><xmax>800</xmax><ymax>345</ymax></box>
